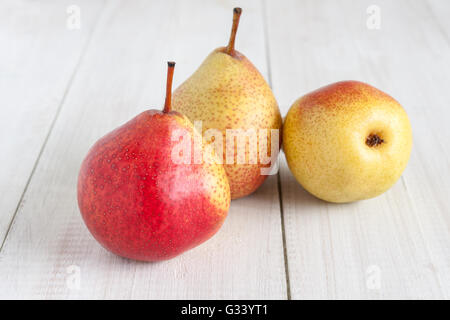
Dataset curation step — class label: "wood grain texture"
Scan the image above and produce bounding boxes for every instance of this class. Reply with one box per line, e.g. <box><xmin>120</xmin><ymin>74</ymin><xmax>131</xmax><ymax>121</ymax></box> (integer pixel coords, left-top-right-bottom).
<box><xmin>0</xmin><ymin>0</ymin><xmax>287</xmax><ymax>299</ymax></box>
<box><xmin>266</xmin><ymin>0</ymin><xmax>450</xmax><ymax>299</ymax></box>
<box><xmin>0</xmin><ymin>0</ymin><xmax>104</xmax><ymax>244</ymax></box>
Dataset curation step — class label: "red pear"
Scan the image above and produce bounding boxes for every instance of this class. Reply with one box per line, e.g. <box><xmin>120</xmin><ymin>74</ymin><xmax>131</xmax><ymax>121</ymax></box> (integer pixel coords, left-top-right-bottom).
<box><xmin>77</xmin><ymin>62</ymin><xmax>230</xmax><ymax>261</ymax></box>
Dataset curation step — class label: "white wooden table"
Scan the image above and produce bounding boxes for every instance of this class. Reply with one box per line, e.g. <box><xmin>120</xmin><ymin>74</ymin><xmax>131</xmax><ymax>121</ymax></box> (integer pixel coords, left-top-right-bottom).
<box><xmin>1</xmin><ymin>0</ymin><xmax>449</xmax><ymax>299</ymax></box>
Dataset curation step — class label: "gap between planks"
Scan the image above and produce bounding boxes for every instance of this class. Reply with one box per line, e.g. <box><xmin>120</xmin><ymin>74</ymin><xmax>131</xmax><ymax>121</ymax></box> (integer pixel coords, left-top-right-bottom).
<box><xmin>261</xmin><ymin>0</ymin><xmax>292</xmax><ymax>300</ymax></box>
<box><xmin>0</xmin><ymin>1</ymin><xmax>106</xmax><ymax>254</ymax></box>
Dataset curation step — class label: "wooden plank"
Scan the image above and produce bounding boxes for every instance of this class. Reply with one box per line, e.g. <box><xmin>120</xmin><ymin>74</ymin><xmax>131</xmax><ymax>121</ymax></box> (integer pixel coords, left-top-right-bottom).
<box><xmin>0</xmin><ymin>0</ymin><xmax>287</xmax><ymax>299</ymax></box>
<box><xmin>0</xmin><ymin>0</ymin><xmax>104</xmax><ymax>244</ymax></box>
<box><xmin>266</xmin><ymin>0</ymin><xmax>450</xmax><ymax>298</ymax></box>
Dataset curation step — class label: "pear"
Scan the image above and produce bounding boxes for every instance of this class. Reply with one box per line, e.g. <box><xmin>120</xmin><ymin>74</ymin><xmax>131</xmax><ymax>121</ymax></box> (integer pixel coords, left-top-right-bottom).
<box><xmin>173</xmin><ymin>8</ymin><xmax>282</xmax><ymax>199</ymax></box>
<box><xmin>77</xmin><ymin>62</ymin><xmax>230</xmax><ymax>261</ymax></box>
<box><xmin>283</xmin><ymin>81</ymin><xmax>412</xmax><ymax>203</ymax></box>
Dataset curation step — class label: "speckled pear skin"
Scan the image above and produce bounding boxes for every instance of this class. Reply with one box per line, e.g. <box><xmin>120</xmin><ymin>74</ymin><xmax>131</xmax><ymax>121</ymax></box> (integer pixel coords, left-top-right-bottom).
<box><xmin>77</xmin><ymin>110</ymin><xmax>230</xmax><ymax>261</ymax></box>
<box><xmin>283</xmin><ymin>81</ymin><xmax>412</xmax><ymax>203</ymax></box>
<box><xmin>172</xmin><ymin>48</ymin><xmax>282</xmax><ymax>199</ymax></box>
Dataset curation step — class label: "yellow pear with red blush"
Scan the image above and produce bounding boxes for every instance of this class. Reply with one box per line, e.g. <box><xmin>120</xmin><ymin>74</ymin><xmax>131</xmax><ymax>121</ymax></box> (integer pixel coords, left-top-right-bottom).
<box><xmin>283</xmin><ymin>81</ymin><xmax>412</xmax><ymax>203</ymax></box>
<box><xmin>172</xmin><ymin>8</ymin><xmax>282</xmax><ymax>199</ymax></box>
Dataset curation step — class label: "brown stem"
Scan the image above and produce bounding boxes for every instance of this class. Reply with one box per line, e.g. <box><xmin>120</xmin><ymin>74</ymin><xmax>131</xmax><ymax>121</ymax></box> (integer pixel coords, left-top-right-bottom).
<box><xmin>163</xmin><ymin>61</ymin><xmax>175</xmax><ymax>113</ymax></box>
<box><xmin>225</xmin><ymin>8</ymin><xmax>242</xmax><ymax>55</ymax></box>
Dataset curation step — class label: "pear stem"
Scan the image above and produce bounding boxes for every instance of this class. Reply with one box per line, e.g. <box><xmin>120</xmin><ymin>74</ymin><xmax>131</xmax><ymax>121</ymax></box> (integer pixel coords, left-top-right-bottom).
<box><xmin>225</xmin><ymin>8</ymin><xmax>242</xmax><ymax>55</ymax></box>
<box><xmin>163</xmin><ymin>61</ymin><xmax>175</xmax><ymax>113</ymax></box>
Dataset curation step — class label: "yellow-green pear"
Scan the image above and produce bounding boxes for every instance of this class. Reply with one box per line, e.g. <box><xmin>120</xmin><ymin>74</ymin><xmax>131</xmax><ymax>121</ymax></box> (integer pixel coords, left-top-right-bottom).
<box><xmin>283</xmin><ymin>81</ymin><xmax>412</xmax><ymax>203</ymax></box>
<box><xmin>173</xmin><ymin>8</ymin><xmax>282</xmax><ymax>199</ymax></box>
